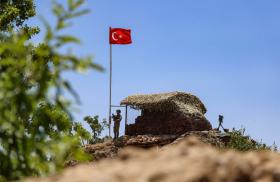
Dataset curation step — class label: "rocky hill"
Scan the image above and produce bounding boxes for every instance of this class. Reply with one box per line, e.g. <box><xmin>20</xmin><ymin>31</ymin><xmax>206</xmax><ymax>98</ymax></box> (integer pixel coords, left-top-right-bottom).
<box><xmin>25</xmin><ymin>136</ymin><xmax>280</xmax><ymax>182</ymax></box>
<box><xmin>82</xmin><ymin>130</ymin><xmax>229</xmax><ymax>161</ymax></box>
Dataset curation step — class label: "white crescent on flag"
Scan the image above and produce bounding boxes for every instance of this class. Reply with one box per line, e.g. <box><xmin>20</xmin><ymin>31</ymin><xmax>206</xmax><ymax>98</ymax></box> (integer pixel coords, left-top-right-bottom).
<box><xmin>112</xmin><ymin>32</ymin><xmax>118</xmax><ymax>41</ymax></box>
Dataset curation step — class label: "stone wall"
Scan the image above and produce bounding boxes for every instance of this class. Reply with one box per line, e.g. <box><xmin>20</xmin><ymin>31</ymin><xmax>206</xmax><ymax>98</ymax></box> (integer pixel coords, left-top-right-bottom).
<box><xmin>125</xmin><ymin>111</ymin><xmax>212</xmax><ymax>136</ymax></box>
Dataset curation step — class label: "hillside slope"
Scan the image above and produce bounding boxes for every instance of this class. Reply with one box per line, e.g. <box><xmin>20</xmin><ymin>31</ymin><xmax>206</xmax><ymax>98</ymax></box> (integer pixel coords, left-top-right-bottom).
<box><xmin>25</xmin><ymin>136</ymin><xmax>280</xmax><ymax>182</ymax></box>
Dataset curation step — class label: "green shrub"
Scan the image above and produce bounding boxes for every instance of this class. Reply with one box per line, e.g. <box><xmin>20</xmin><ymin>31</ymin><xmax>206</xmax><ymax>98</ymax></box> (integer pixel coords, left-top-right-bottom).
<box><xmin>84</xmin><ymin>116</ymin><xmax>109</xmax><ymax>144</ymax></box>
<box><xmin>0</xmin><ymin>0</ymin><xmax>101</xmax><ymax>180</ymax></box>
<box><xmin>227</xmin><ymin>128</ymin><xmax>274</xmax><ymax>151</ymax></box>
<box><xmin>73</xmin><ymin>122</ymin><xmax>92</xmax><ymax>145</ymax></box>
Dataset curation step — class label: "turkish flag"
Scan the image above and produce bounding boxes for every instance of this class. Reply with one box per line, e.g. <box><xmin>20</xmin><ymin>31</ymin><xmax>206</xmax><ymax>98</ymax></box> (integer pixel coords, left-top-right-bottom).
<box><xmin>109</xmin><ymin>27</ymin><xmax>132</xmax><ymax>44</ymax></box>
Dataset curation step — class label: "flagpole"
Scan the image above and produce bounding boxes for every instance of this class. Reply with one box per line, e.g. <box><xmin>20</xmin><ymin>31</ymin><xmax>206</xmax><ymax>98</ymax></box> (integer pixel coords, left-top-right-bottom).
<box><xmin>109</xmin><ymin>43</ymin><xmax>112</xmax><ymax>137</ymax></box>
<box><xmin>108</xmin><ymin>27</ymin><xmax>131</xmax><ymax>138</ymax></box>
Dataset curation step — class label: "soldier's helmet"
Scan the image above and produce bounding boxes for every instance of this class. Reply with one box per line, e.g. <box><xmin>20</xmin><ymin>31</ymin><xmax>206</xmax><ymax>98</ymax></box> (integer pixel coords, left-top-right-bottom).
<box><xmin>116</xmin><ymin>109</ymin><xmax>121</xmax><ymax>113</ymax></box>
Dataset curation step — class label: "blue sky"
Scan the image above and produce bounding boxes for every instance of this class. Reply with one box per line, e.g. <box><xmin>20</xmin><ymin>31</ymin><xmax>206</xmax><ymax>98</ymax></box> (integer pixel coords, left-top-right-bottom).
<box><xmin>31</xmin><ymin>0</ymin><xmax>280</xmax><ymax>145</ymax></box>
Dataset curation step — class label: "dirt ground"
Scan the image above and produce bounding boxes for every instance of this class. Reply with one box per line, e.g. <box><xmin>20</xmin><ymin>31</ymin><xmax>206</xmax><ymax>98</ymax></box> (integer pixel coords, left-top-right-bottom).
<box><xmin>25</xmin><ymin>136</ymin><xmax>280</xmax><ymax>182</ymax></box>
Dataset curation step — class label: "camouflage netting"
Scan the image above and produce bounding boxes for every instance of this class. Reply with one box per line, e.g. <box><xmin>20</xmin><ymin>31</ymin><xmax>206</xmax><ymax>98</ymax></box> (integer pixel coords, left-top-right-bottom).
<box><xmin>121</xmin><ymin>91</ymin><xmax>207</xmax><ymax>117</ymax></box>
<box><xmin>121</xmin><ymin>91</ymin><xmax>212</xmax><ymax>135</ymax></box>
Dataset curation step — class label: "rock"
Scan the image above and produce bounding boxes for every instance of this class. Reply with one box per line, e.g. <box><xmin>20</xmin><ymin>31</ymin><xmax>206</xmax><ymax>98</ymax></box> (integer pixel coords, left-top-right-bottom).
<box><xmin>24</xmin><ymin>137</ymin><xmax>280</xmax><ymax>182</ymax></box>
<box><xmin>84</xmin><ymin>140</ymin><xmax>118</xmax><ymax>161</ymax></box>
<box><xmin>82</xmin><ymin>131</ymin><xmax>228</xmax><ymax>162</ymax></box>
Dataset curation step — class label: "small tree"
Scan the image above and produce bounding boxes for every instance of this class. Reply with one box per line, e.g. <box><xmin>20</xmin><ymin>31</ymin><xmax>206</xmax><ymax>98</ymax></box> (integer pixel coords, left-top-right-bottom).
<box><xmin>73</xmin><ymin>122</ymin><xmax>92</xmax><ymax>145</ymax></box>
<box><xmin>84</xmin><ymin>115</ymin><xmax>108</xmax><ymax>143</ymax></box>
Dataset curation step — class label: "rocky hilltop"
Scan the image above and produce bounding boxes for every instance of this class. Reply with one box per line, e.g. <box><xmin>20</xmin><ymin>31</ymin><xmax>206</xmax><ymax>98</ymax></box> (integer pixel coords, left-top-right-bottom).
<box><xmin>83</xmin><ymin>130</ymin><xmax>229</xmax><ymax>161</ymax></box>
<box><xmin>25</xmin><ymin>136</ymin><xmax>280</xmax><ymax>182</ymax></box>
<box><xmin>23</xmin><ymin>91</ymin><xmax>277</xmax><ymax>182</ymax></box>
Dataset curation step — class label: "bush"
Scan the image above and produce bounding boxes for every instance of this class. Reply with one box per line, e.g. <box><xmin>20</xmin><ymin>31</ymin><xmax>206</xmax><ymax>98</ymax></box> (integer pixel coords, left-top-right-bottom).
<box><xmin>227</xmin><ymin>128</ymin><xmax>275</xmax><ymax>151</ymax></box>
<box><xmin>84</xmin><ymin>116</ymin><xmax>109</xmax><ymax>144</ymax></box>
<box><xmin>0</xmin><ymin>0</ymin><xmax>101</xmax><ymax>180</ymax></box>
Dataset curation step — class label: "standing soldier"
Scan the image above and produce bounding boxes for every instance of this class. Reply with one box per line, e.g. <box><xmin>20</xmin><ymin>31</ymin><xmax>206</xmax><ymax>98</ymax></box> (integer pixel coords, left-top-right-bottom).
<box><xmin>217</xmin><ymin>115</ymin><xmax>224</xmax><ymax>131</ymax></box>
<box><xmin>112</xmin><ymin>109</ymin><xmax>122</xmax><ymax>139</ymax></box>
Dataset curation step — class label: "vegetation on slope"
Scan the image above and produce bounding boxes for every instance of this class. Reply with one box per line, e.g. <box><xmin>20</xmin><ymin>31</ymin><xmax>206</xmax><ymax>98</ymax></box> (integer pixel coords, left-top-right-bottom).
<box><xmin>226</xmin><ymin>128</ymin><xmax>277</xmax><ymax>151</ymax></box>
<box><xmin>0</xmin><ymin>0</ymin><xmax>102</xmax><ymax>181</ymax></box>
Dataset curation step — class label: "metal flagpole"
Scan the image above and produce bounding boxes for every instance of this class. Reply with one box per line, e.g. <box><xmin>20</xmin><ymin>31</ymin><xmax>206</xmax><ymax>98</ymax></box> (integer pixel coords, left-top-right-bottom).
<box><xmin>109</xmin><ymin>43</ymin><xmax>112</xmax><ymax>137</ymax></box>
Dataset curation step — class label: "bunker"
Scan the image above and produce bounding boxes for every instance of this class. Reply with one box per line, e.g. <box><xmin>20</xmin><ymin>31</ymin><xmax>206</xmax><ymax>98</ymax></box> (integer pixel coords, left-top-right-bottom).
<box><xmin>121</xmin><ymin>91</ymin><xmax>212</xmax><ymax>136</ymax></box>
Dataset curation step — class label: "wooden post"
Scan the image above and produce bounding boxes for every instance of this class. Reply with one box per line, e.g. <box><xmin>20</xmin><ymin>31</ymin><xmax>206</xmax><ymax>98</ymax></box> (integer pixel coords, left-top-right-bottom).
<box><xmin>125</xmin><ymin>105</ymin><xmax>128</xmax><ymax>134</ymax></box>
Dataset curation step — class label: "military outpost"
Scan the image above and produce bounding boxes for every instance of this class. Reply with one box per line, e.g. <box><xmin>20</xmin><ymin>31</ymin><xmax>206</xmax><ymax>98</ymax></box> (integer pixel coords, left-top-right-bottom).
<box><xmin>120</xmin><ymin>91</ymin><xmax>212</xmax><ymax>136</ymax></box>
<box><xmin>84</xmin><ymin>91</ymin><xmax>230</xmax><ymax>161</ymax></box>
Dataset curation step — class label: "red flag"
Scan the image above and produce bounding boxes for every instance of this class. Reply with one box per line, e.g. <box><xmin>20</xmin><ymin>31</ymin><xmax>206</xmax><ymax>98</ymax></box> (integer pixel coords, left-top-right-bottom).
<box><xmin>109</xmin><ymin>27</ymin><xmax>132</xmax><ymax>44</ymax></box>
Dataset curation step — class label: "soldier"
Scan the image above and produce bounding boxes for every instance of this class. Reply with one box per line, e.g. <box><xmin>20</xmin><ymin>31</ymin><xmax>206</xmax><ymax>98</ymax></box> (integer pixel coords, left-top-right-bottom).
<box><xmin>217</xmin><ymin>115</ymin><xmax>224</xmax><ymax>131</ymax></box>
<box><xmin>112</xmin><ymin>109</ymin><xmax>122</xmax><ymax>139</ymax></box>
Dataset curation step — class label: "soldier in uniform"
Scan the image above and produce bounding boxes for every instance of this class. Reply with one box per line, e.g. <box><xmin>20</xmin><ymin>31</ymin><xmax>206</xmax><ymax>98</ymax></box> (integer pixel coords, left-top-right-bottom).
<box><xmin>217</xmin><ymin>115</ymin><xmax>224</xmax><ymax>131</ymax></box>
<box><xmin>112</xmin><ymin>109</ymin><xmax>122</xmax><ymax>139</ymax></box>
